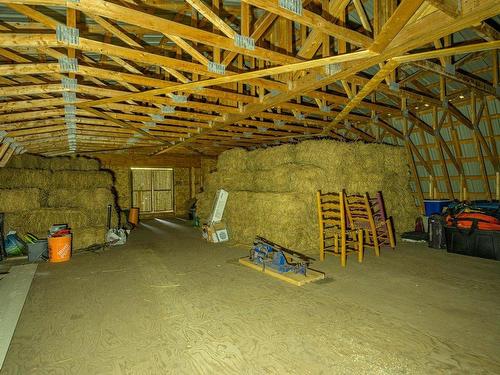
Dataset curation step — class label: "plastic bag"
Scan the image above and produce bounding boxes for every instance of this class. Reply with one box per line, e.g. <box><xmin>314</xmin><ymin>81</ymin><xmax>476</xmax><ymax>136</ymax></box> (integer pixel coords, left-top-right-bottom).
<box><xmin>5</xmin><ymin>231</ymin><xmax>26</xmax><ymax>256</ymax></box>
<box><xmin>106</xmin><ymin>229</ymin><xmax>127</xmax><ymax>246</ymax></box>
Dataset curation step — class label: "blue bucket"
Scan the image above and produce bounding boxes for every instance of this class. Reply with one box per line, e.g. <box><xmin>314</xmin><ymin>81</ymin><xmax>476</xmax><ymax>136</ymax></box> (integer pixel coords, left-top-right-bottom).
<box><xmin>424</xmin><ymin>199</ymin><xmax>451</xmax><ymax>216</ymax></box>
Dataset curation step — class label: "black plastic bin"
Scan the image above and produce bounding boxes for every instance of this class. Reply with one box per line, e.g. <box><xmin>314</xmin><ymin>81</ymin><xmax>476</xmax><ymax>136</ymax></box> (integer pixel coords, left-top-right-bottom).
<box><xmin>445</xmin><ymin>225</ymin><xmax>500</xmax><ymax>260</ymax></box>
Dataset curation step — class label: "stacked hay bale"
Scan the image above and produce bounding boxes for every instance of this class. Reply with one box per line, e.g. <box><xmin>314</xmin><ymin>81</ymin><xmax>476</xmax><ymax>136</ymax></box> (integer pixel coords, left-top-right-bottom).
<box><xmin>197</xmin><ymin>140</ymin><xmax>419</xmax><ymax>256</ymax></box>
<box><xmin>0</xmin><ymin>154</ymin><xmax>116</xmax><ymax>250</ymax></box>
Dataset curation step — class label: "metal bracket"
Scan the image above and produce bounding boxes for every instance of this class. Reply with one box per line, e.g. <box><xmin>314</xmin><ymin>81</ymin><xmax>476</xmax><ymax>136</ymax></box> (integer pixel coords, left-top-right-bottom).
<box><xmin>64</xmin><ymin>104</ymin><xmax>76</xmax><ymax>115</ymax></box>
<box><xmin>294</xmin><ymin>112</ymin><xmax>305</xmax><ymax>120</ymax></box>
<box><xmin>234</xmin><ymin>34</ymin><xmax>255</xmax><ymax>51</ymax></box>
<box><xmin>207</xmin><ymin>61</ymin><xmax>225</xmax><ymax>75</ymax></box>
<box><xmin>56</xmin><ymin>24</ymin><xmax>79</xmax><ymax>46</ymax></box>
<box><xmin>320</xmin><ymin>105</ymin><xmax>331</xmax><ymax>113</ymax></box>
<box><xmin>161</xmin><ymin>105</ymin><xmax>176</xmax><ymax>114</ymax></box>
<box><xmin>444</xmin><ymin>63</ymin><xmax>456</xmax><ymax>75</ymax></box>
<box><xmin>65</xmin><ymin>113</ymin><xmax>76</xmax><ymax>121</ymax></box>
<box><xmin>278</xmin><ymin>0</ymin><xmax>303</xmax><ymax>15</ymax></box>
<box><xmin>171</xmin><ymin>94</ymin><xmax>187</xmax><ymax>103</ymax></box>
<box><xmin>325</xmin><ymin>63</ymin><xmax>341</xmax><ymax>75</ymax></box>
<box><xmin>150</xmin><ymin>114</ymin><xmax>164</xmax><ymax>122</ymax></box>
<box><xmin>257</xmin><ymin>127</ymin><xmax>268</xmax><ymax>132</ymax></box>
<box><xmin>62</xmin><ymin>92</ymin><xmax>77</xmax><ymax>103</ymax></box>
<box><xmin>273</xmin><ymin>119</ymin><xmax>285</xmax><ymax>127</ymax></box>
<box><xmin>59</xmin><ymin>57</ymin><xmax>78</xmax><ymax>72</ymax></box>
<box><xmin>389</xmin><ymin>82</ymin><xmax>400</xmax><ymax>92</ymax></box>
<box><xmin>61</xmin><ymin>77</ymin><xmax>77</xmax><ymax>90</ymax></box>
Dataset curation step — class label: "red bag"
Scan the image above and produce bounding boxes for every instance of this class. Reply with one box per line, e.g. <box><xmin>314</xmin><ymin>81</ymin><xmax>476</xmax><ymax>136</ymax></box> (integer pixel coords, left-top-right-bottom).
<box><xmin>446</xmin><ymin>212</ymin><xmax>500</xmax><ymax>231</ymax></box>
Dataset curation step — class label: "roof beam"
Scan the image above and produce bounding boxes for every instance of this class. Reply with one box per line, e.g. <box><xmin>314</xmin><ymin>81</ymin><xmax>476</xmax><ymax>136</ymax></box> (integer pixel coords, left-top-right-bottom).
<box><xmin>185</xmin><ymin>0</ymin><xmax>236</xmax><ymax>38</ymax></box>
<box><xmin>242</xmin><ymin>0</ymin><xmax>373</xmax><ymax>48</ymax></box>
<box><xmin>411</xmin><ymin>59</ymin><xmax>498</xmax><ymax>97</ymax></box>
<box><xmin>369</xmin><ymin>0</ymin><xmax>425</xmax><ymax>54</ymax></box>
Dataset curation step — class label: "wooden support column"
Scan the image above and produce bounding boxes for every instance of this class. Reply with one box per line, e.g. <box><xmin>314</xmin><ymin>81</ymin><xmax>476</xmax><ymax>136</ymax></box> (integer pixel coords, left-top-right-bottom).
<box><xmin>190</xmin><ymin>166</ymin><xmax>196</xmax><ymax>198</ymax></box>
<box><xmin>434</xmin><ymin>107</ymin><xmax>454</xmax><ymax>199</ymax></box>
<box><xmin>402</xmin><ymin>98</ymin><xmax>424</xmax><ymax>211</ymax></box>
<box><xmin>471</xmin><ymin>92</ymin><xmax>492</xmax><ymax>200</ymax></box>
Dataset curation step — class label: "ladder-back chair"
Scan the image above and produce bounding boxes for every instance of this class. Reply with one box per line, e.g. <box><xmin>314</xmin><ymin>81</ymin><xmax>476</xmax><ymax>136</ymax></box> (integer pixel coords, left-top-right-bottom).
<box><xmin>345</xmin><ymin>192</ymin><xmax>395</xmax><ymax>256</ymax></box>
<box><xmin>316</xmin><ymin>190</ymin><xmax>364</xmax><ymax>267</ymax></box>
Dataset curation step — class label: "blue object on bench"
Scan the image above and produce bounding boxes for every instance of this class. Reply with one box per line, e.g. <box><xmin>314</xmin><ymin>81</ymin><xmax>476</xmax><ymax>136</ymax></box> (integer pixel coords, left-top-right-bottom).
<box><xmin>250</xmin><ymin>237</ymin><xmax>309</xmax><ymax>275</ymax></box>
<box><xmin>424</xmin><ymin>199</ymin><xmax>452</xmax><ymax>216</ymax></box>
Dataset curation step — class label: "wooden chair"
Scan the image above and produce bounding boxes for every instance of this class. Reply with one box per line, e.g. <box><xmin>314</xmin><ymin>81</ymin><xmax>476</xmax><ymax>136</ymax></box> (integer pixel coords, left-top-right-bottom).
<box><xmin>344</xmin><ymin>192</ymin><xmax>396</xmax><ymax>256</ymax></box>
<box><xmin>316</xmin><ymin>190</ymin><xmax>364</xmax><ymax>267</ymax></box>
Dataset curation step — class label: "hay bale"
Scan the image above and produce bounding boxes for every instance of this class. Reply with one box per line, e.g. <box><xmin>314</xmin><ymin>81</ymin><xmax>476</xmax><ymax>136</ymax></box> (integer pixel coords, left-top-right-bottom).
<box><xmin>0</xmin><ymin>189</ymin><xmax>41</xmax><ymax>212</ymax></box>
<box><xmin>216</xmin><ymin>148</ymin><xmax>248</xmax><ymax>172</ymax></box>
<box><xmin>47</xmin><ymin>188</ymin><xmax>114</xmax><ymax>209</ymax></box>
<box><xmin>203</xmin><ymin>171</ymin><xmax>253</xmax><ymax>192</ymax></box>
<box><xmin>5</xmin><ymin>208</ymin><xmax>108</xmax><ymax>236</ymax></box>
<box><xmin>73</xmin><ymin>226</ymin><xmax>107</xmax><ymax>250</ymax></box>
<box><xmin>51</xmin><ymin>170</ymin><xmax>113</xmax><ymax>189</ymax></box>
<box><xmin>48</xmin><ymin>156</ymin><xmax>100</xmax><ymax>171</ymax></box>
<box><xmin>6</xmin><ymin>154</ymin><xmax>100</xmax><ymax>171</ymax></box>
<box><xmin>0</xmin><ymin>169</ymin><xmax>112</xmax><ymax>189</ymax></box>
<box><xmin>201</xmin><ymin>140</ymin><xmax>420</xmax><ymax>255</ymax></box>
<box><xmin>109</xmin><ymin>166</ymin><xmax>131</xmax><ymax>208</ymax></box>
<box><xmin>0</xmin><ymin>169</ymin><xmax>52</xmax><ymax>189</ymax></box>
<box><xmin>223</xmin><ymin>191</ymin><xmax>318</xmax><ymax>255</ymax></box>
<box><xmin>246</xmin><ymin>144</ymin><xmax>296</xmax><ymax>171</ymax></box>
<box><xmin>6</xmin><ymin>154</ymin><xmax>51</xmax><ymax>170</ymax></box>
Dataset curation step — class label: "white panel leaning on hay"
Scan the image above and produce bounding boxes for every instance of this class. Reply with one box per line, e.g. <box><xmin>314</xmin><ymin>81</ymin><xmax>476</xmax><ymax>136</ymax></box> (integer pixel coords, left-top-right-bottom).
<box><xmin>316</xmin><ymin>190</ymin><xmax>364</xmax><ymax>267</ymax></box>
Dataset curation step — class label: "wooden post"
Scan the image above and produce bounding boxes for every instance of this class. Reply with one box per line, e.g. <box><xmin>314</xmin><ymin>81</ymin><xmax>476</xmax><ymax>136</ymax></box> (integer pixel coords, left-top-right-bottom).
<box><xmin>429</xmin><ymin>175</ymin><xmax>434</xmax><ymax>199</ymax></box>
<box><xmin>459</xmin><ymin>174</ymin><xmax>464</xmax><ymax>201</ymax></box>
<box><xmin>496</xmin><ymin>171</ymin><xmax>499</xmax><ymax>201</ymax></box>
<box><xmin>190</xmin><ymin>166</ymin><xmax>196</xmax><ymax>198</ymax></box>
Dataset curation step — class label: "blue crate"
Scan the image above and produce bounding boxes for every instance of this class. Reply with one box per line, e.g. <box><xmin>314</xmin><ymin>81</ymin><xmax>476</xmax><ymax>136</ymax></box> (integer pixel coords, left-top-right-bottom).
<box><xmin>424</xmin><ymin>199</ymin><xmax>451</xmax><ymax>216</ymax></box>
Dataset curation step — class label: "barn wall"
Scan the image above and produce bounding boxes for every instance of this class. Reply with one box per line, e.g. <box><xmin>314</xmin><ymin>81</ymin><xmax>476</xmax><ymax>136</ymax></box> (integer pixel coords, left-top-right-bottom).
<box><xmin>94</xmin><ymin>153</ymin><xmax>214</xmax><ymax>218</ymax></box>
<box><xmin>197</xmin><ymin>140</ymin><xmax>419</xmax><ymax>256</ymax></box>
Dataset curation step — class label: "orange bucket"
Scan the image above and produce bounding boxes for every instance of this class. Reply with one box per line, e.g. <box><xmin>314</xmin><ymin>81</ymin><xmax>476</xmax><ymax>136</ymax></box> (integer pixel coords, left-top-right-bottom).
<box><xmin>128</xmin><ymin>207</ymin><xmax>140</xmax><ymax>226</ymax></box>
<box><xmin>48</xmin><ymin>236</ymin><xmax>72</xmax><ymax>263</ymax></box>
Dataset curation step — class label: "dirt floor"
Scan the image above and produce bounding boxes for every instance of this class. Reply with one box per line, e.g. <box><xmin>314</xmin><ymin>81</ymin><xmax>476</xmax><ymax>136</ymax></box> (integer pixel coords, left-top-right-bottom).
<box><xmin>2</xmin><ymin>218</ymin><xmax>500</xmax><ymax>374</ymax></box>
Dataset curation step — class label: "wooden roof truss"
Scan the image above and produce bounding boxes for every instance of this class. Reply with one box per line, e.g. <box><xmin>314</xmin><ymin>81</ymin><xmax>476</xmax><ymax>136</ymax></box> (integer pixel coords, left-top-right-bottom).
<box><xmin>0</xmin><ymin>0</ymin><xmax>498</xmax><ymax>202</ymax></box>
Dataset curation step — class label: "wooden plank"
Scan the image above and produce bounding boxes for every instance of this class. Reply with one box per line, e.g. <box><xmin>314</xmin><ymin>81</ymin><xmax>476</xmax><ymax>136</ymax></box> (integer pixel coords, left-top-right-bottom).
<box><xmin>77</xmin><ymin>49</ymin><xmax>376</xmax><ymax>108</ymax></box>
<box><xmin>297</xmin><ymin>0</ymin><xmax>350</xmax><ymax>59</ymax></box>
<box><xmin>65</xmin><ymin>0</ymin><xmax>294</xmax><ymax>65</ymax></box>
<box><xmin>327</xmin><ymin>60</ymin><xmax>399</xmax><ymax>129</ymax></box>
<box><xmin>370</xmin><ymin>0</ymin><xmax>425</xmax><ymax>54</ymax></box>
<box><xmin>238</xmin><ymin>257</ymin><xmax>325</xmax><ymax>286</ymax></box>
<box><xmin>89</xmin><ymin>14</ymin><xmax>142</xmax><ymax>48</ymax></box>
<box><xmin>0</xmin><ymin>264</ymin><xmax>38</xmax><ymax>370</ymax></box>
<box><xmin>411</xmin><ymin>59</ymin><xmax>498</xmax><ymax>97</ymax></box>
<box><xmin>186</xmin><ymin>0</ymin><xmax>235</xmax><ymax>38</ymax></box>
<box><xmin>242</xmin><ymin>0</ymin><xmax>372</xmax><ymax>48</ymax></box>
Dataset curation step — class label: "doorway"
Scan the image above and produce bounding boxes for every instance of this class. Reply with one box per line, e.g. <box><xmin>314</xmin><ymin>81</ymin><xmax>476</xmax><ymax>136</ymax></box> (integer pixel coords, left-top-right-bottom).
<box><xmin>131</xmin><ymin>168</ymin><xmax>174</xmax><ymax>214</ymax></box>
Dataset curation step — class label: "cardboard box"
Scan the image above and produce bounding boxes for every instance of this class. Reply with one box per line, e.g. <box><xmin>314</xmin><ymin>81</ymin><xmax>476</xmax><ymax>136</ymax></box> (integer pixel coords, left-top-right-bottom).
<box><xmin>202</xmin><ymin>221</ymin><xmax>229</xmax><ymax>243</ymax></box>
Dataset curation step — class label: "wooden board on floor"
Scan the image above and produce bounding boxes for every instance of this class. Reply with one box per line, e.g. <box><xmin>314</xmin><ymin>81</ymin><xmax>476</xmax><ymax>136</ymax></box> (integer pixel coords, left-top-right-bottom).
<box><xmin>238</xmin><ymin>257</ymin><xmax>325</xmax><ymax>286</ymax></box>
<box><xmin>0</xmin><ymin>263</ymin><xmax>37</xmax><ymax>370</ymax></box>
